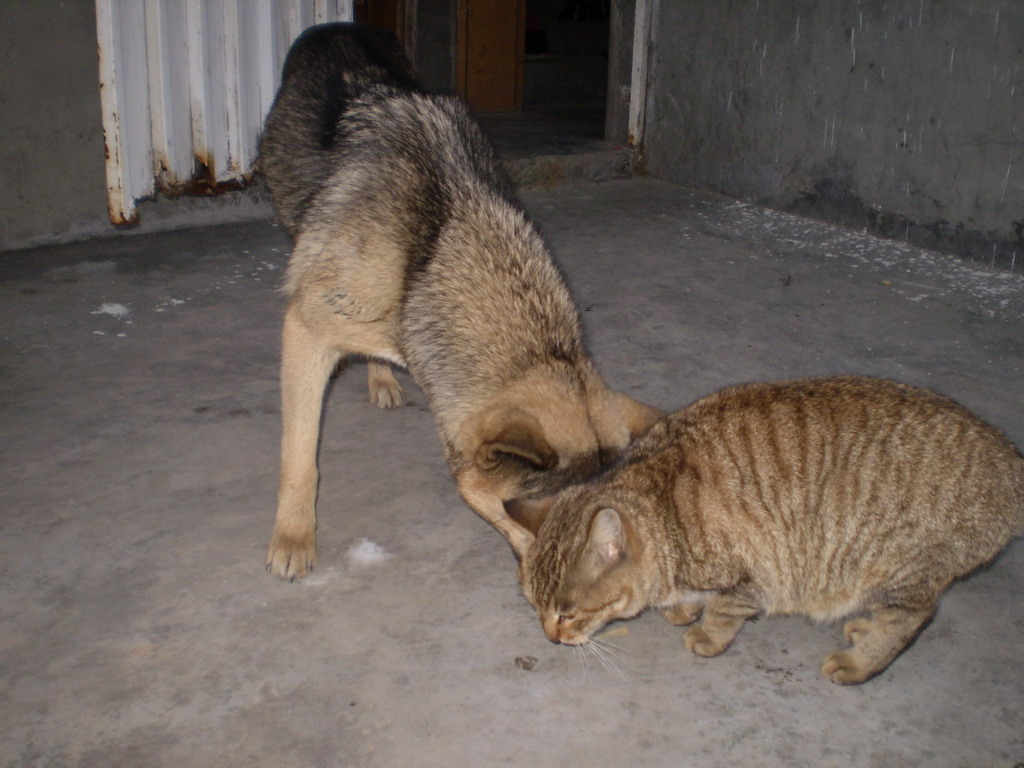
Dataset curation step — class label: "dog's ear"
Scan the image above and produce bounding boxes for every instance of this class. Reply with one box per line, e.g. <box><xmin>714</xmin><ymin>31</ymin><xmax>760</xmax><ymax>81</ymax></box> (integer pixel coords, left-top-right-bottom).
<box><xmin>503</xmin><ymin>495</ymin><xmax>554</xmax><ymax>560</ymax></box>
<box><xmin>503</xmin><ymin>495</ymin><xmax>555</xmax><ymax>537</ymax></box>
<box><xmin>476</xmin><ymin>410</ymin><xmax>557</xmax><ymax>472</ymax></box>
<box><xmin>612</xmin><ymin>392</ymin><xmax>665</xmax><ymax>440</ymax></box>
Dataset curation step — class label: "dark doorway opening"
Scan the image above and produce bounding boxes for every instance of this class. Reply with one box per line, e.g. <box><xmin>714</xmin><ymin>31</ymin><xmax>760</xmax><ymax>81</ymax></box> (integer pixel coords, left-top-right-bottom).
<box><xmin>359</xmin><ymin>0</ymin><xmax>627</xmax><ymax>174</ymax></box>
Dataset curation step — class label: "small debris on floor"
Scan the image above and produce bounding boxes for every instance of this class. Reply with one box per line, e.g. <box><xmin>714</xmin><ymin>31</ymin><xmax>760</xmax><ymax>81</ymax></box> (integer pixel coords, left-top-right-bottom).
<box><xmin>514</xmin><ymin>656</ymin><xmax>538</xmax><ymax>671</ymax></box>
<box><xmin>596</xmin><ymin>626</ymin><xmax>629</xmax><ymax>640</ymax></box>
<box><xmin>347</xmin><ymin>538</ymin><xmax>392</xmax><ymax>566</ymax></box>
<box><xmin>92</xmin><ymin>302</ymin><xmax>130</xmax><ymax>318</ymax></box>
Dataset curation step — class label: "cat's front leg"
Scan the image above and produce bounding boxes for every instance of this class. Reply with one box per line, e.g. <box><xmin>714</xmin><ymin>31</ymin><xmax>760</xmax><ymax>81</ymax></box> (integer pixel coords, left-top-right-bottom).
<box><xmin>661</xmin><ymin>593</ymin><xmax>706</xmax><ymax>626</ymax></box>
<box><xmin>682</xmin><ymin>588</ymin><xmax>760</xmax><ymax>657</ymax></box>
<box><xmin>662</xmin><ymin>603</ymin><xmax>701</xmax><ymax>626</ymax></box>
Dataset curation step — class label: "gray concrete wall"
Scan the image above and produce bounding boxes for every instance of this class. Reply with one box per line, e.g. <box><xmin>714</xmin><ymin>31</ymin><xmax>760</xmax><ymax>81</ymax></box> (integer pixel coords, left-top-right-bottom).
<box><xmin>0</xmin><ymin>0</ymin><xmax>273</xmax><ymax>253</ymax></box>
<box><xmin>0</xmin><ymin>1</ymin><xmax>457</xmax><ymax>254</ymax></box>
<box><xmin>0</xmin><ymin>0</ymin><xmax>110</xmax><ymax>251</ymax></box>
<box><xmin>0</xmin><ymin>0</ymin><xmax>461</xmax><ymax>253</ymax></box>
<box><xmin>644</xmin><ymin>1</ymin><xmax>1024</xmax><ymax>269</ymax></box>
<box><xmin>7</xmin><ymin>0</ymin><xmax>1021</xmax><ymax>265</ymax></box>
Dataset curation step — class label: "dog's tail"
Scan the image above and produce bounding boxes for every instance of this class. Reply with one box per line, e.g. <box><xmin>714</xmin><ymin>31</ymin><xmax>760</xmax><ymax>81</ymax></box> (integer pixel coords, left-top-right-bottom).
<box><xmin>260</xmin><ymin>22</ymin><xmax>419</xmax><ymax>234</ymax></box>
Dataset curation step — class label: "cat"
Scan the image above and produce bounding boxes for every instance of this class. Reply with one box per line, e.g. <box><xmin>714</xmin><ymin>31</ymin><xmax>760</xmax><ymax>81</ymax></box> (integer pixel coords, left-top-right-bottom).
<box><xmin>504</xmin><ymin>376</ymin><xmax>1024</xmax><ymax>684</ymax></box>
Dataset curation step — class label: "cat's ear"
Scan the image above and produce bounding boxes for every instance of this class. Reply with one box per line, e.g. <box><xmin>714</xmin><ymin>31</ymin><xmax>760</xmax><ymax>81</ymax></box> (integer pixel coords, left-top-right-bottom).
<box><xmin>587</xmin><ymin>508</ymin><xmax>626</xmax><ymax>565</ymax></box>
<box><xmin>504</xmin><ymin>496</ymin><xmax>555</xmax><ymax>537</ymax></box>
<box><xmin>476</xmin><ymin>409</ymin><xmax>557</xmax><ymax>472</ymax></box>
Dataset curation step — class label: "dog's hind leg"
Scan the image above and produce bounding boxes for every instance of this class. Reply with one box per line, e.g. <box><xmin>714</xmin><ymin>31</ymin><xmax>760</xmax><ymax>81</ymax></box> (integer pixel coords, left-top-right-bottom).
<box><xmin>367</xmin><ymin>360</ymin><xmax>404</xmax><ymax>408</ymax></box>
<box><xmin>267</xmin><ymin>305</ymin><xmax>341</xmax><ymax>580</ymax></box>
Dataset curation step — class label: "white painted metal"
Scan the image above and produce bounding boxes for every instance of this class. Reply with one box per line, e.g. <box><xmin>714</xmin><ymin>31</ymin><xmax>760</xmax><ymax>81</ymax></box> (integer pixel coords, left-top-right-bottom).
<box><xmin>96</xmin><ymin>0</ymin><xmax>131</xmax><ymax>224</ymax></box>
<box><xmin>316</xmin><ymin>0</ymin><xmax>355</xmax><ymax>24</ymax></box>
<box><xmin>253</xmin><ymin>0</ymin><xmax>280</xmax><ymax>134</ymax></box>
<box><xmin>282</xmin><ymin>0</ymin><xmax>305</xmax><ymax>46</ymax></box>
<box><xmin>223</xmin><ymin>0</ymin><xmax>246</xmax><ymax>177</ymax></box>
<box><xmin>95</xmin><ymin>0</ymin><xmax>352</xmax><ymax>225</ymax></box>
<box><xmin>145</xmin><ymin>0</ymin><xmax>171</xmax><ymax>185</ymax></box>
<box><xmin>97</xmin><ymin>0</ymin><xmax>151</xmax><ymax>224</ymax></box>
<box><xmin>144</xmin><ymin>0</ymin><xmax>193</xmax><ymax>190</ymax></box>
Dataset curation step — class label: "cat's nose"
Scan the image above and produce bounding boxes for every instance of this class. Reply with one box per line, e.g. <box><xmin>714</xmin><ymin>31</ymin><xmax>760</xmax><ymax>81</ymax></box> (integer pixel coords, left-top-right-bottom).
<box><xmin>542</xmin><ymin>617</ymin><xmax>561</xmax><ymax>643</ymax></box>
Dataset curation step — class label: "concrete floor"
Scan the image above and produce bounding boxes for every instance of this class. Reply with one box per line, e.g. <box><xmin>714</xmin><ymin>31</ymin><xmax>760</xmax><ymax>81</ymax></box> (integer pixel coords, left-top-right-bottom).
<box><xmin>1</xmin><ymin>177</ymin><xmax>1022</xmax><ymax>767</ymax></box>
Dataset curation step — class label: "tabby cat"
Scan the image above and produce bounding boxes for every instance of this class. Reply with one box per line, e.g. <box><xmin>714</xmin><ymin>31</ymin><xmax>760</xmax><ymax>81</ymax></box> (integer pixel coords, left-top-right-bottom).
<box><xmin>505</xmin><ymin>376</ymin><xmax>1024</xmax><ymax>684</ymax></box>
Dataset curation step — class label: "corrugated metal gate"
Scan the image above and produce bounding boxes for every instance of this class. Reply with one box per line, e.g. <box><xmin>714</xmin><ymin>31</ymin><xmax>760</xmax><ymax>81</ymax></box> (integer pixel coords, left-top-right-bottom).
<box><xmin>95</xmin><ymin>0</ymin><xmax>353</xmax><ymax>226</ymax></box>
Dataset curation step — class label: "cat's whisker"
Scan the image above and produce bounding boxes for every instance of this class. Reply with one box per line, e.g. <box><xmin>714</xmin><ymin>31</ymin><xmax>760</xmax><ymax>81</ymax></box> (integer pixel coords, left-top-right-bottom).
<box><xmin>589</xmin><ymin>638</ymin><xmax>623</xmax><ymax>661</ymax></box>
<box><xmin>592</xmin><ymin>631</ymin><xmax>626</xmax><ymax>653</ymax></box>
<box><xmin>597</xmin><ymin>651</ymin><xmax>626</xmax><ymax>679</ymax></box>
<box><xmin>593</xmin><ymin>637</ymin><xmax>626</xmax><ymax>653</ymax></box>
<box><xmin>583</xmin><ymin>637</ymin><xmax>626</xmax><ymax>678</ymax></box>
<box><xmin>575</xmin><ymin>640</ymin><xmax>599</xmax><ymax>673</ymax></box>
<box><xmin>571</xmin><ymin>643</ymin><xmax>592</xmax><ymax>680</ymax></box>
<box><xmin>580</xmin><ymin>643</ymin><xmax>605</xmax><ymax>674</ymax></box>
<box><xmin>581</xmin><ymin>645</ymin><xmax>592</xmax><ymax>679</ymax></box>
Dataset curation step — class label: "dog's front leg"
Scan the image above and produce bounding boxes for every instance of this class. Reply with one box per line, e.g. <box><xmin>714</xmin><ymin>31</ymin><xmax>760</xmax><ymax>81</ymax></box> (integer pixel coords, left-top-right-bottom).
<box><xmin>367</xmin><ymin>360</ymin><xmax>404</xmax><ymax>408</ymax></box>
<box><xmin>267</xmin><ymin>305</ymin><xmax>341</xmax><ymax>580</ymax></box>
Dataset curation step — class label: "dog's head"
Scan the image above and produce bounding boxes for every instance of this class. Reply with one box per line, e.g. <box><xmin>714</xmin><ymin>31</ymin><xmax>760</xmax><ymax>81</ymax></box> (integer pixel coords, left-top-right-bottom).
<box><xmin>453</xmin><ymin>368</ymin><xmax>663</xmax><ymax>552</ymax></box>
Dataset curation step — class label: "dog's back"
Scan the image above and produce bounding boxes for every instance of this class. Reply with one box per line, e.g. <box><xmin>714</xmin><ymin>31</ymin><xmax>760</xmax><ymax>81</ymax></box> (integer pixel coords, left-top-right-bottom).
<box><xmin>260</xmin><ymin>23</ymin><xmax>420</xmax><ymax>235</ymax></box>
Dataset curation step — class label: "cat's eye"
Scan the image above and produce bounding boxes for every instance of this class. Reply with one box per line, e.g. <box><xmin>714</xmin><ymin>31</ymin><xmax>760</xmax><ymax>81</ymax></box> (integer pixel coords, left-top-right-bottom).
<box><xmin>557</xmin><ymin>614</ymin><xmax>574</xmax><ymax>625</ymax></box>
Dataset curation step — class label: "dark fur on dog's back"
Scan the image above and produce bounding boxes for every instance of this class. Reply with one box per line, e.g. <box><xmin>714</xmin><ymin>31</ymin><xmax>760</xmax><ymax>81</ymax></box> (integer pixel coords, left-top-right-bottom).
<box><xmin>260</xmin><ymin>23</ymin><xmax>662</xmax><ymax>579</ymax></box>
<box><xmin>294</xmin><ymin>88</ymin><xmax>520</xmax><ymax>292</ymax></box>
<box><xmin>261</xmin><ymin>23</ymin><xmax>422</xmax><ymax>235</ymax></box>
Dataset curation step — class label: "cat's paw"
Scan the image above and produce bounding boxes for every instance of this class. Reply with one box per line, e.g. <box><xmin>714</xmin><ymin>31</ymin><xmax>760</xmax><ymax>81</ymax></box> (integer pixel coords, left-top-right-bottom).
<box><xmin>821</xmin><ymin>649</ymin><xmax>872</xmax><ymax>685</ymax></box>
<box><xmin>842</xmin><ymin>617</ymin><xmax>872</xmax><ymax>644</ymax></box>
<box><xmin>662</xmin><ymin>602</ymin><xmax>702</xmax><ymax>626</ymax></box>
<box><xmin>266</xmin><ymin>531</ymin><xmax>317</xmax><ymax>581</ymax></box>
<box><xmin>683</xmin><ymin>626</ymin><xmax>729</xmax><ymax>657</ymax></box>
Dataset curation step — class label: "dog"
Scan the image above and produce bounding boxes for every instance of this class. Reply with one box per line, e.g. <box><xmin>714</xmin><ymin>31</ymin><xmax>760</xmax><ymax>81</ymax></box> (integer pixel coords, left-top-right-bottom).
<box><xmin>259</xmin><ymin>22</ymin><xmax>662</xmax><ymax>579</ymax></box>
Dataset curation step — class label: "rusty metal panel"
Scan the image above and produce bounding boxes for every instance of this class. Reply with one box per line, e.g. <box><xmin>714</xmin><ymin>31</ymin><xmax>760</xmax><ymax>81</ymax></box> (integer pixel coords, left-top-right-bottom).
<box><xmin>96</xmin><ymin>0</ymin><xmax>353</xmax><ymax>225</ymax></box>
<box><xmin>145</xmin><ymin>0</ymin><xmax>193</xmax><ymax>190</ymax></box>
<box><xmin>97</xmin><ymin>0</ymin><xmax>149</xmax><ymax>225</ymax></box>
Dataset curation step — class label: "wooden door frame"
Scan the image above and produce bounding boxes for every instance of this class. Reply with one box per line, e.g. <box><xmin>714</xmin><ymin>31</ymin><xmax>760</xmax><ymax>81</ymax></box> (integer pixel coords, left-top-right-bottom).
<box><xmin>455</xmin><ymin>0</ymin><xmax>526</xmax><ymax>111</ymax></box>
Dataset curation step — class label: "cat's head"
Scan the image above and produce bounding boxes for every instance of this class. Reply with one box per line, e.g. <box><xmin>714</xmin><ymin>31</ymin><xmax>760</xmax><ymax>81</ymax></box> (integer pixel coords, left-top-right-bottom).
<box><xmin>503</xmin><ymin>490</ymin><xmax>648</xmax><ymax>645</ymax></box>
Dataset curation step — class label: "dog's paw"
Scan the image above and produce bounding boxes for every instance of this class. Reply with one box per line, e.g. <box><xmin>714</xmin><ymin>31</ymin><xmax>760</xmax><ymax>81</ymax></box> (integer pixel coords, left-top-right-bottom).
<box><xmin>369</xmin><ymin>378</ymin><xmax>404</xmax><ymax>409</ymax></box>
<box><xmin>266</xmin><ymin>532</ymin><xmax>317</xmax><ymax>581</ymax></box>
<box><xmin>367</xmin><ymin>365</ymin><xmax>405</xmax><ymax>409</ymax></box>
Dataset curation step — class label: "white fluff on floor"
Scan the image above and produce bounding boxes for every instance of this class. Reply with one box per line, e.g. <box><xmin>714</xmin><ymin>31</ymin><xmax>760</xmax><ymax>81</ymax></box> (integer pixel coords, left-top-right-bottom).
<box><xmin>346</xmin><ymin>538</ymin><xmax>392</xmax><ymax>566</ymax></box>
<box><xmin>93</xmin><ymin>302</ymin><xmax>130</xmax><ymax>318</ymax></box>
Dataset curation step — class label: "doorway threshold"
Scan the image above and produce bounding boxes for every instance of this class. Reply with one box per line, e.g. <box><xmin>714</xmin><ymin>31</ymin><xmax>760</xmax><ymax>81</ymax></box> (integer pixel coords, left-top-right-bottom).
<box><xmin>475</xmin><ymin>104</ymin><xmax>633</xmax><ymax>189</ymax></box>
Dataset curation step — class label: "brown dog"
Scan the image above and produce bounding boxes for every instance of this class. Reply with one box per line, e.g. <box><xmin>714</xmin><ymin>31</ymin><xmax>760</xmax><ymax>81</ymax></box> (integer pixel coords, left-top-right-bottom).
<box><xmin>259</xmin><ymin>23</ymin><xmax>661</xmax><ymax>579</ymax></box>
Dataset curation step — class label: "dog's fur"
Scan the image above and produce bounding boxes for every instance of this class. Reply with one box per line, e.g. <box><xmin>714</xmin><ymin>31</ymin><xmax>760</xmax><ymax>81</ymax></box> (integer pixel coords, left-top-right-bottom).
<box><xmin>260</xmin><ymin>23</ymin><xmax>662</xmax><ymax>579</ymax></box>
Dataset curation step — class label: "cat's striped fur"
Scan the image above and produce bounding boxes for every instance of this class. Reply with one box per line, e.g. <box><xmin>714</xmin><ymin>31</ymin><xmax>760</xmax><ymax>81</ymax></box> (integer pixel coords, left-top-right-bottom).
<box><xmin>506</xmin><ymin>376</ymin><xmax>1024</xmax><ymax>684</ymax></box>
